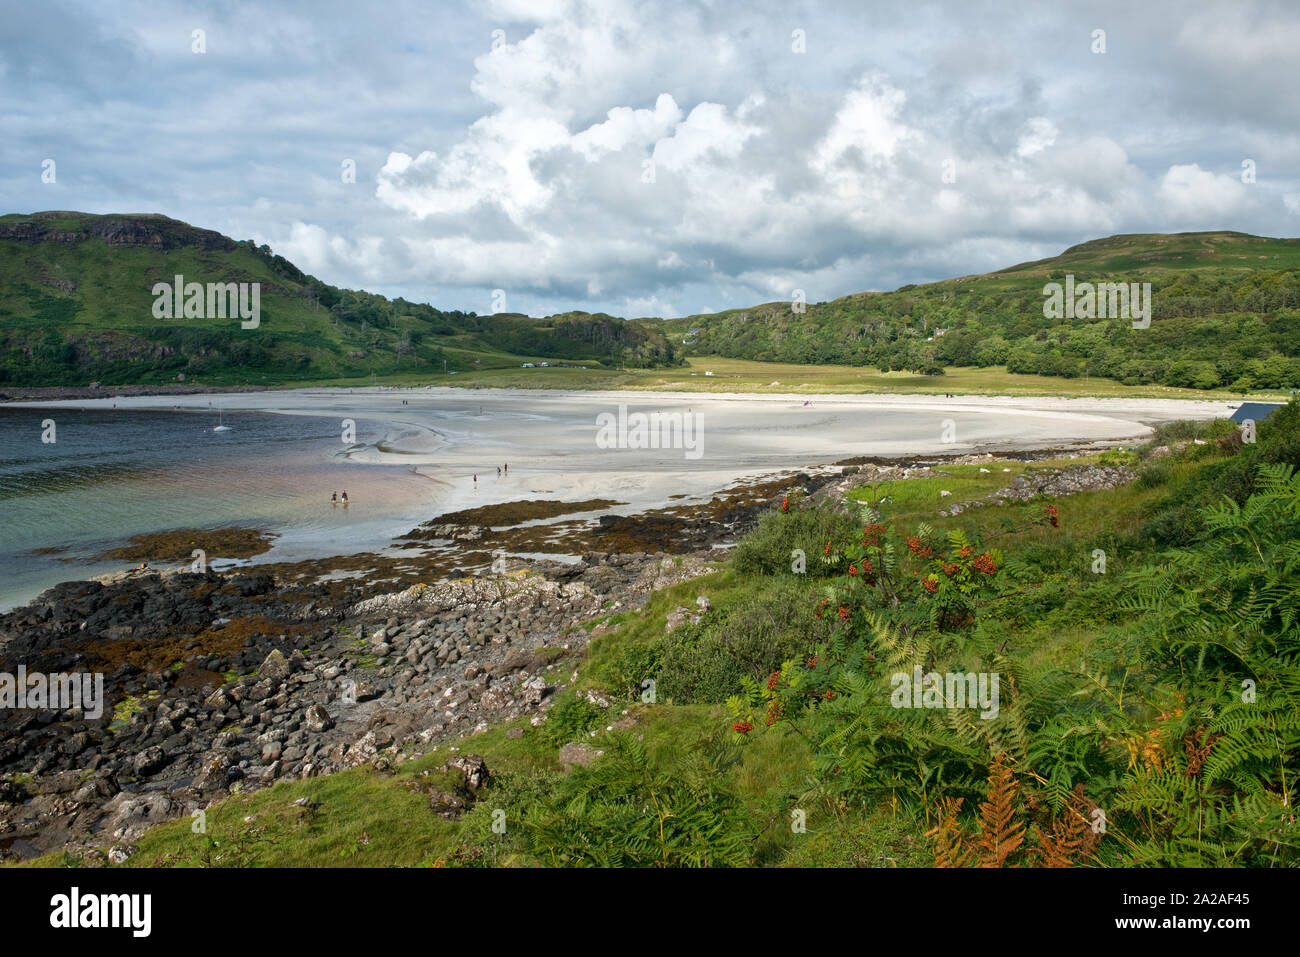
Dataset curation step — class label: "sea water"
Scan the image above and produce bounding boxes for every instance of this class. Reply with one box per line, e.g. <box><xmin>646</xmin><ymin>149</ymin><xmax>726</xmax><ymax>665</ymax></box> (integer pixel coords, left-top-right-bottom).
<box><xmin>0</xmin><ymin>406</ymin><xmax>437</xmax><ymax>610</ymax></box>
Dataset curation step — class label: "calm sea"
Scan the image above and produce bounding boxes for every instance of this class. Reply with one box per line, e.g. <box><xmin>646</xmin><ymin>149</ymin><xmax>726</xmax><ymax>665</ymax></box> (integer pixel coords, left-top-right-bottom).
<box><xmin>0</xmin><ymin>406</ymin><xmax>437</xmax><ymax>611</ymax></box>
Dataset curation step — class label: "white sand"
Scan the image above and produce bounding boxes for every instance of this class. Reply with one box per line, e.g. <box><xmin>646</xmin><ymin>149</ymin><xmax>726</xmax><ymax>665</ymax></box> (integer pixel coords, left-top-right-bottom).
<box><xmin>16</xmin><ymin>387</ymin><xmax>1238</xmax><ymax>521</ymax></box>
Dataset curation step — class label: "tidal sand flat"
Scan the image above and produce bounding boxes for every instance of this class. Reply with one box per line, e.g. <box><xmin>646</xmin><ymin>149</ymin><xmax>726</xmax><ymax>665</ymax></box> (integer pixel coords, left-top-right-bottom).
<box><xmin>1</xmin><ymin>388</ymin><xmax>1232</xmax><ymax>610</ymax></box>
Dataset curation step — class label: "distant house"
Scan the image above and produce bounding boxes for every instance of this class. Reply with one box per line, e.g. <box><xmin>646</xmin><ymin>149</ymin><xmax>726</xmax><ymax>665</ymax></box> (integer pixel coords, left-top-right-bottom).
<box><xmin>521</xmin><ymin>363</ymin><xmax>535</xmax><ymax>368</ymax></box>
<box><xmin>704</xmin><ymin>371</ymin><xmax>715</xmax><ymax>376</ymax></box>
<box><xmin>1230</xmin><ymin>402</ymin><xmax>1282</xmax><ymax>424</ymax></box>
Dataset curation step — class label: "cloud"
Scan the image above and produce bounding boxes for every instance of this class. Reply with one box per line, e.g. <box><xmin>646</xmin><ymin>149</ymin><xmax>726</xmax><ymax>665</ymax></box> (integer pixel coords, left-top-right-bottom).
<box><xmin>1157</xmin><ymin>163</ymin><xmax>1248</xmax><ymax>222</ymax></box>
<box><xmin>2</xmin><ymin>0</ymin><xmax>1298</xmax><ymax>318</ymax></box>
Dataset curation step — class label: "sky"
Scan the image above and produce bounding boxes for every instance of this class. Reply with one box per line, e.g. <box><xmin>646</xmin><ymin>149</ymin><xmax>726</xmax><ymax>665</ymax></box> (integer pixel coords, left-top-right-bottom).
<box><xmin>3</xmin><ymin>0</ymin><xmax>1299</xmax><ymax>319</ymax></box>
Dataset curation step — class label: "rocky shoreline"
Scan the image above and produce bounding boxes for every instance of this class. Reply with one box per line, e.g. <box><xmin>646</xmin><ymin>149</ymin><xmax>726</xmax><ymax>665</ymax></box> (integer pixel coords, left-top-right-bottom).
<box><xmin>0</xmin><ymin>451</ymin><xmax>1133</xmax><ymax>863</ymax></box>
<box><xmin>0</xmin><ymin>465</ymin><xmax>854</xmax><ymax>863</ymax></box>
<box><xmin>0</xmin><ymin>550</ymin><xmax>726</xmax><ymax>863</ymax></box>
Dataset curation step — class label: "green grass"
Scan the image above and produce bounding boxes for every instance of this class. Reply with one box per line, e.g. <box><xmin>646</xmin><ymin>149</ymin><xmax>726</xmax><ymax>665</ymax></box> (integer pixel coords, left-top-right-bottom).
<box><xmin>423</xmin><ymin>357</ymin><xmax>1282</xmax><ymax>400</ymax></box>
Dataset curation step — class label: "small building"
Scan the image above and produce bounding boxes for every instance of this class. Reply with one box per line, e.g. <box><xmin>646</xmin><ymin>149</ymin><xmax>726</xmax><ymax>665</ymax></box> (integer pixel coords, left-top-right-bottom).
<box><xmin>521</xmin><ymin>363</ymin><xmax>535</xmax><ymax>368</ymax></box>
<box><xmin>1230</xmin><ymin>402</ymin><xmax>1282</xmax><ymax>424</ymax></box>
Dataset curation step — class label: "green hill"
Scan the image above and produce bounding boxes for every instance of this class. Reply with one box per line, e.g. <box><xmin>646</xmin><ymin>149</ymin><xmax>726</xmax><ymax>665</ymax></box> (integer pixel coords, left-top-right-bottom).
<box><xmin>0</xmin><ymin>211</ymin><xmax>683</xmax><ymax>387</ymax></box>
<box><xmin>6</xmin><ymin>216</ymin><xmax>1298</xmax><ymax>393</ymax></box>
<box><xmin>661</xmin><ymin>231</ymin><xmax>1300</xmax><ymax>392</ymax></box>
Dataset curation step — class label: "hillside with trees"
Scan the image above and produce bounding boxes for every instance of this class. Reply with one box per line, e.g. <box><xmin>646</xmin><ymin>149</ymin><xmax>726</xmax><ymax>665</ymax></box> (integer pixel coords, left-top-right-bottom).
<box><xmin>0</xmin><ymin>212</ymin><xmax>683</xmax><ymax>387</ymax></box>
<box><xmin>661</xmin><ymin>232</ymin><xmax>1300</xmax><ymax>392</ymax></box>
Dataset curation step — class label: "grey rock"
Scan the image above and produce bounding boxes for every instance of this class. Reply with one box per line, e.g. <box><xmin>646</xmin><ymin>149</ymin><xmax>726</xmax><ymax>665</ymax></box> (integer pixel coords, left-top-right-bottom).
<box><xmin>304</xmin><ymin>705</ymin><xmax>334</xmax><ymax>733</ymax></box>
<box><xmin>132</xmin><ymin>746</ymin><xmax>167</xmax><ymax>776</ymax></box>
<box><xmin>444</xmin><ymin>753</ymin><xmax>490</xmax><ymax>791</ymax></box>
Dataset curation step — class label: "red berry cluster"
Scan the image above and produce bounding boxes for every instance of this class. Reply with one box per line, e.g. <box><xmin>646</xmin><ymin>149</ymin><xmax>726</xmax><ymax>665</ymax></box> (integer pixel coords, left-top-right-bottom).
<box><xmin>767</xmin><ymin>671</ymin><xmax>781</xmax><ymax>691</ymax></box>
<box><xmin>971</xmin><ymin>552</ymin><xmax>998</xmax><ymax>575</ymax></box>
<box><xmin>848</xmin><ymin>563</ymin><xmax>860</xmax><ymax>577</ymax></box>
<box><xmin>781</xmin><ymin>495</ymin><xmax>790</xmax><ymax>512</ymax></box>
<box><xmin>942</xmin><ymin>562</ymin><xmax>960</xmax><ymax>577</ymax></box>
<box><xmin>732</xmin><ymin>720</ymin><xmax>754</xmax><ymax>734</ymax></box>
<box><xmin>862</xmin><ymin>523</ymin><xmax>887</xmax><ymax>547</ymax></box>
<box><xmin>921</xmin><ymin>576</ymin><xmax>939</xmax><ymax>594</ymax></box>
<box><xmin>907</xmin><ymin>535</ymin><xmax>934</xmax><ymax>558</ymax></box>
<box><xmin>838</xmin><ymin>605</ymin><xmax>852</xmax><ymax>620</ymax></box>
<box><xmin>1045</xmin><ymin>504</ymin><xmax>1059</xmax><ymax>527</ymax></box>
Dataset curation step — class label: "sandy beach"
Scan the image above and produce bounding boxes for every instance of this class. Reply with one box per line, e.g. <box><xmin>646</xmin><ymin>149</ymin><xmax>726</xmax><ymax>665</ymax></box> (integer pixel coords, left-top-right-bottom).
<box><xmin>12</xmin><ymin>387</ymin><xmax>1237</xmax><ymax>526</ymax></box>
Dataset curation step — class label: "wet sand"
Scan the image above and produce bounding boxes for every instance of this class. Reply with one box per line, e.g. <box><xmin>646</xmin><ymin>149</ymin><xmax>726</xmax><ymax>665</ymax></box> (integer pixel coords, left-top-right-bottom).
<box><xmin>14</xmin><ymin>386</ymin><xmax>1234</xmax><ymax>523</ymax></box>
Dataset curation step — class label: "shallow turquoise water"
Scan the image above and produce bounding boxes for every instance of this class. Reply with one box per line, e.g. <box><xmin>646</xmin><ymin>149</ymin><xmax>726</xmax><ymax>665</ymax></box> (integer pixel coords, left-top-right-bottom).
<box><xmin>0</xmin><ymin>406</ymin><xmax>436</xmax><ymax>610</ymax></box>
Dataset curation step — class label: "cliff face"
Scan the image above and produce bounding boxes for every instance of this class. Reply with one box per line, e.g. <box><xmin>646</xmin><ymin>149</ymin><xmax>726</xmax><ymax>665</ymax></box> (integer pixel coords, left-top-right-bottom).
<box><xmin>0</xmin><ymin>212</ymin><xmax>236</xmax><ymax>252</ymax></box>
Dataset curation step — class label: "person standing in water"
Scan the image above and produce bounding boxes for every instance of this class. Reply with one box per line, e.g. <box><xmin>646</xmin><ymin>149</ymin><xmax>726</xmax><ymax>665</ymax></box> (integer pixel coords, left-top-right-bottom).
<box><xmin>496</xmin><ymin>466</ymin><xmax>501</xmax><ymax>477</ymax></box>
<box><xmin>341</xmin><ymin>490</ymin><xmax>349</xmax><ymax>504</ymax></box>
<box><xmin>331</xmin><ymin>491</ymin><xmax>338</xmax><ymax>505</ymax></box>
<box><xmin>473</xmin><ymin>474</ymin><xmax>477</xmax><ymax>486</ymax></box>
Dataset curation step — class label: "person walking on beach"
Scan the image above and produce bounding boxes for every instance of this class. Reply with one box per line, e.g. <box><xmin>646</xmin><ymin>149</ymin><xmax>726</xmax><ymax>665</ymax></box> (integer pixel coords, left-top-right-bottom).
<box><xmin>504</xmin><ymin>463</ymin><xmax>508</xmax><ymax>474</ymax></box>
<box><xmin>473</xmin><ymin>474</ymin><xmax>477</xmax><ymax>486</ymax></box>
<box><xmin>496</xmin><ymin>466</ymin><xmax>501</xmax><ymax>477</ymax></box>
<box><xmin>341</xmin><ymin>490</ymin><xmax>348</xmax><ymax>504</ymax></box>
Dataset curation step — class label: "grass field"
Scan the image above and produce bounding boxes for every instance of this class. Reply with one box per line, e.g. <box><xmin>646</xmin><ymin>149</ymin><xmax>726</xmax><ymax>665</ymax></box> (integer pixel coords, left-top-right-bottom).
<box><xmin>296</xmin><ymin>356</ymin><xmax>1287</xmax><ymax>401</ymax></box>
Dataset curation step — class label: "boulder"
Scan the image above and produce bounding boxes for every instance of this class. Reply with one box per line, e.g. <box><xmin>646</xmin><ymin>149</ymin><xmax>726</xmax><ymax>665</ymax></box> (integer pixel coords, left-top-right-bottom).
<box><xmin>132</xmin><ymin>746</ymin><xmax>168</xmax><ymax>777</ymax></box>
<box><xmin>259</xmin><ymin>649</ymin><xmax>293</xmax><ymax>682</ymax></box>
<box><xmin>191</xmin><ymin>752</ymin><xmax>233</xmax><ymax>791</ymax></box>
<box><xmin>304</xmin><ymin>704</ymin><xmax>334</xmax><ymax>733</ymax></box>
<box><xmin>444</xmin><ymin>754</ymin><xmax>490</xmax><ymax>791</ymax></box>
<box><xmin>558</xmin><ymin>741</ymin><xmax>603</xmax><ymax>770</ymax></box>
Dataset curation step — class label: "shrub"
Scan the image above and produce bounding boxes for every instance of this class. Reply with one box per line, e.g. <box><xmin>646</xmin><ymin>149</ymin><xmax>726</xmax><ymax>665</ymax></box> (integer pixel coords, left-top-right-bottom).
<box><xmin>596</xmin><ymin>639</ymin><xmax>662</xmax><ymax>703</ymax></box>
<box><xmin>1136</xmin><ymin>460</ymin><xmax>1172</xmax><ymax>489</ymax></box>
<box><xmin>540</xmin><ymin>696</ymin><xmax>604</xmax><ymax>746</ymax></box>
<box><xmin>731</xmin><ymin>505</ymin><xmax>859</xmax><ymax>577</ymax></box>
<box><xmin>658</xmin><ymin>578</ymin><xmax>827</xmax><ymax>703</ymax></box>
<box><xmin>492</xmin><ymin>734</ymin><xmax>757</xmax><ymax>867</ymax></box>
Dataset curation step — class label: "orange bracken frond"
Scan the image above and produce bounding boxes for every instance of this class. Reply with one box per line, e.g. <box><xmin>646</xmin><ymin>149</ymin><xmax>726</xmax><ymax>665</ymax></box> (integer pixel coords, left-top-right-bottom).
<box><xmin>926</xmin><ymin>796</ymin><xmax>973</xmax><ymax>868</ymax></box>
<box><xmin>976</xmin><ymin>753</ymin><xmax>1025</xmax><ymax>867</ymax></box>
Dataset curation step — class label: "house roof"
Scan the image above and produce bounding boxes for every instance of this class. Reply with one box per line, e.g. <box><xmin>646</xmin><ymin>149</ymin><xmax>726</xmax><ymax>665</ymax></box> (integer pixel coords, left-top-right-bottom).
<box><xmin>1229</xmin><ymin>402</ymin><xmax>1283</xmax><ymax>424</ymax></box>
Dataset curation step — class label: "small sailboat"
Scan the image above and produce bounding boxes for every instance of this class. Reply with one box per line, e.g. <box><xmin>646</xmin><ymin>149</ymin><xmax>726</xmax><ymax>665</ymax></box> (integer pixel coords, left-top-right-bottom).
<box><xmin>212</xmin><ymin>406</ymin><xmax>232</xmax><ymax>432</ymax></box>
